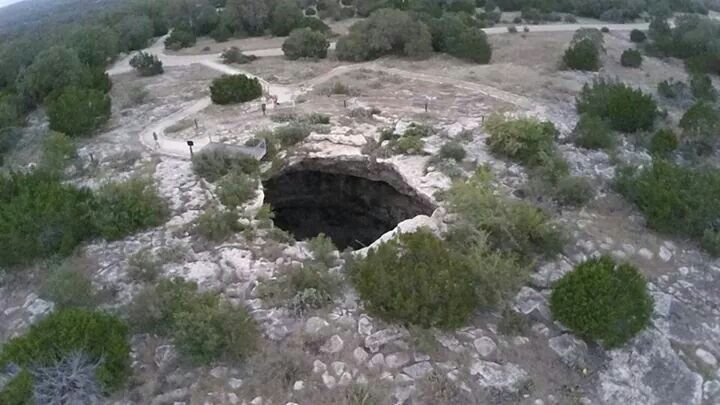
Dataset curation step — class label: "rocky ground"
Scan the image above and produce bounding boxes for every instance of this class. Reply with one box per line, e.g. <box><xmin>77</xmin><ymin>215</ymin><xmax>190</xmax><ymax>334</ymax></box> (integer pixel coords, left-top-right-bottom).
<box><xmin>1</xmin><ymin>29</ymin><xmax>719</xmax><ymax>405</ymax></box>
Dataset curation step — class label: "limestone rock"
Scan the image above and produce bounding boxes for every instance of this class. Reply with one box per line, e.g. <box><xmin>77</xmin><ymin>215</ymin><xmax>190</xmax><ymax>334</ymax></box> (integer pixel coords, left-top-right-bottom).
<box><xmin>469</xmin><ymin>360</ymin><xmax>529</xmax><ymax>392</ymax></box>
<box><xmin>548</xmin><ymin>334</ymin><xmax>588</xmax><ymax>369</ymax></box>
<box><xmin>305</xmin><ymin>317</ymin><xmax>330</xmax><ymax>335</ymax></box>
<box><xmin>365</xmin><ymin>329</ymin><xmax>406</xmax><ymax>353</ymax></box>
<box><xmin>385</xmin><ymin>352</ymin><xmax>411</xmax><ymax>369</ymax></box>
<box><xmin>402</xmin><ymin>362</ymin><xmax>434</xmax><ymax>380</ymax></box>
<box><xmin>473</xmin><ymin>337</ymin><xmax>497</xmax><ymax>357</ymax></box>
<box><xmin>320</xmin><ymin>335</ymin><xmax>344</xmax><ymax>354</ymax></box>
<box><xmin>353</xmin><ymin>347</ymin><xmax>369</xmax><ymax>364</ymax></box>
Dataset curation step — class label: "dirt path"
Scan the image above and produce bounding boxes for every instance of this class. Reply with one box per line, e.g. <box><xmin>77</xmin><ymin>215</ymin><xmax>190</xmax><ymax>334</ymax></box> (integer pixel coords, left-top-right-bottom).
<box><xmin>106</xmin><ymin>22</ymin><xmax>650</xmax><ymax>159</ymax></box>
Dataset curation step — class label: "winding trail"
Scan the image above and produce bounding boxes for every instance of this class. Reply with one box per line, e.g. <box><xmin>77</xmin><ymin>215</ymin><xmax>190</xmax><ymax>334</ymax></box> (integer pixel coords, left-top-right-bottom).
<box><xmin>107</xmin><ymin>22</ymin><xmax>649</xmax><ymax>159</ymax></box>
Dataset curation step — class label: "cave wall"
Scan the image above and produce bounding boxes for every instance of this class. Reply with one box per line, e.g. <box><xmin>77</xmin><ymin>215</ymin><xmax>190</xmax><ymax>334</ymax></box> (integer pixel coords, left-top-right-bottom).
<box><xmin>262</xmin><ymin>160</ymin><xmax>435</xmax><ymax>249</ymax></box>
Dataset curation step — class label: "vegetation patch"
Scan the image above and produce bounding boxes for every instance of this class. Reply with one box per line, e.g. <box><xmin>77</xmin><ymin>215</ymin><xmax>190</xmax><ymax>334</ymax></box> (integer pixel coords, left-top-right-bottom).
<box><xmin>282</xmin><ymin>28</ymin><xmax>330</xmax><ymax>60</ymax></box>
<box><xmin>550</xmin><ymin>256</ymin><xmax>653</xmax><ymax>348</ymax></box>
<box><xmin>210</xmin><ymin>74</ymin><xmax>263</xmax><ymax>105</ymax></box>
<box><xmin>0</xmin><ymin>309</ymin><xmax>130</xmax><ymax>402</ymax></box>
<box><xmin>577</xmin><ymin>78</ymin><xmax>657</xmax><ymax>133</ymax></box>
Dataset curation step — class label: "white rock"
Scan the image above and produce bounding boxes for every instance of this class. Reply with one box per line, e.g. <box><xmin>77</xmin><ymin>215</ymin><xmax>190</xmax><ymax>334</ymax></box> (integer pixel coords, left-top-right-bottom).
<box><xmin>353</xmin><ymin>347</ymin><xmax>369</xmax><ymax>364</ymax></box>
<box><xmin>402</xmin><ymin>362</ymin><xmax>434</xmax><ymax>379</ymax></box>
<box><xmin>293</xmin><ymin>381</ymin><xmax>304</xmax><ymax>391</ymax></box>
<box><xmin>369</xmin><ymin>353</ymin><xmax>385</xmax><ymax>370</ymax></box>
<box><xmin>659</xmin><ymin>246</ymin><xmax>672</xmax><ymax>262</ymax></box>
<box><xmin>638</xmin><ymin>248</ymin><xmax>654</xmax><ymax>260</ymax></box>
<box><xmin>322</xmin><ymin>372</ymin><xmax>336</xmax><ymax>389</ymax></box>
<box><xmin>338</xmin><ymin>371</ymin><xmax>353</xmax><ymax>386</ymax></box>
<box><xmin>385</xmin><ymin>352</ymin><xmax>411</xmax><ymax>369</ymax></box>
<box><xmin>250</xmin><ymin>397</ymin><xmax>263</xmax><ymax>405</ymax></box>
<box><xmin>305</xmin><ymin>317</ymin><xmax>330</xmax><ymax>335</ymax></box>
<box><xmin>227</xmin><ymin>393</ymin><xmax>240</xmax><ymax>404</ymax></box>
<box><xmin>332</xmin><ymin>361</ymin><xmax>346</xmax><ymax>376</ymax></box>
<box><xmin>313</xmin><ymin>360</ymin><xmax>327</xmax><ymax>374</ymax></box>
<box><xmin>320</xmin><ymin>335</ymin><xmax>344</xmax><ymax>354</ymax></box>
<box><xmin>380</xmin><ymin>371</ymin><xmax>394</xmax><ymax>382</ymax></box>
<box><xmin>356</xmin><ymin>374</ymin><xmax>368</xmax><ymax>385</ymax></box>
<box><xmin>358</xmin><ymin>316</ymin><xmax>373</xmax><ymax>336</ymax></box>
<box><xmin>473</xmin><ymin>337</ymin><xmax>497</xmax><ymax>357</ymax></box>
<box><xmin>210</xmin><ymin>366</ymin><xmax>227</xmax><ymax>379</ymax></box>
<box><xmin>469</xmin><ymin>360</ymin><xmax>529</xmax><ymax>391</ymax></box>
<box><xmin>696</xmin><ymin>348</ymin><xmax>717</xmax><ymax>367</ymax></box>
<box><xmin>228</xmin><ymin>378</ymin><xmax>244</xmax><ymax>390</ymax></box>
<box><xmin>365</xmin><ymin>329</ymin><xmax>405</xmax><ymax>353</ymax></box>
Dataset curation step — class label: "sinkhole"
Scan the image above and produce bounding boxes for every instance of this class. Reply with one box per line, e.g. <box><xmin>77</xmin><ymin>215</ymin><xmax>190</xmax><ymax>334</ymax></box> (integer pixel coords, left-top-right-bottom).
<box><xmin>262</xmin><ymin>159</ymin><xmax>436</xmax><ymax>250</ymax></box>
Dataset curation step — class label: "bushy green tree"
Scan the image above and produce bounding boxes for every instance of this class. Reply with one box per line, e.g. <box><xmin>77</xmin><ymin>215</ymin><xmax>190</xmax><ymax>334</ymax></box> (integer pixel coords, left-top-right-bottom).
<box><xmin>447</xmin><ymin>27</ymin><xmax>492</xmax><ymax>63</ymax></box>
<box><xmin>47</xmin><ymin>87</ymin><xmax>111</xmax><ymax>137</ymax></box>
<box><xmin>216</xmin><ymin>169</ymin><xmax>258</xmax><ymax>207</ymax></box>
<box><xmin>270</xmin><ymin>0</ymin><xmax>305</xmax><ymax>36</ymax></box>
<box><xmin>282</xmin><ymin>28</ymin><xmax>330</xmax><ymax>60</ymax></box>
<box><xmin>550</xmin><ymin>256</ymin><xmax>653</xmax><ymax>348</ymax></box>
<box><xmin>42</xmin><ymin>131</ymin><xmax>77</xmax><ymax>172</ymax></box>
<box><xmin>336</xmin><ymin>9</ymin><xmax>433</xmax><ymax>61</ymax></box>
<box><xmin>0</xmin><ymin>171</ymin><xmax>96</xmax><ymax>267</ymax></box>
<box><xmin>572</xmin><ymin>113</ymin><xmax>615</xmax><ymax>150</ymax></box>
<box><xmin>128</xmin><ymin>278</ymin><xmax>259</xmax><ymax>363</ymax></box>
<box><xmin>92</xmin><ymin>177</ymin><xmax>169</xmax><ymax>241</ymax></box>
<box><xmin>563</xmin><ymin>38</ymin><xmax>600</xmax><ymax>71</ymax></box>
<box><xmin>192</xmin><ymin>147</ymin><xmax>260</xmax><ymax>181</ymax></box>
<box><xmin>0</xmin><ymin>94</ymin><xmax>20</xmax><ymax>128</ymax></box>
<box><xmin>164</xmin><ymin>28</ymin><xmax>196</xmax><ymax>50</ymax></box>
<box><xmin>630</xmin><ymin>29</ymin><xmax>647</xmax><ymax>42</ymax></box>
<box><xmin>130</xmin><ymin>51</ymin><xmax>164</xmax><ymax>76</ymax></box>
<box><xmin>225</xmin><ymin>0</ymin><xmax>270</xmax><ymax>35</ymax></box>
<box><xmin>221</xmin><ymin>47</ymin><xmax>257</xmax><ymax>64</ymax></box>
<box><xmin>484</xmin><ymin>114</ymin><xmax>558</xmax><ymax>167</ymax></box>
<box><xmin>689</xmin><ymin>73</ymin><xmax>717</xmax><ymax>101</ymax></box>
<box><xmin>616</xmin><ymin>160</ymin><xmax>720</xmax><ymax>252</ymax></box>
<box><xmin>210</xmin><ymin>74</ymin><xmax>263</xmax><ymax>104</ymax></box>
<box><xmin>115</xmin><ymin>14</ymin><xmax>154</xmax><ymax>51</ymax></box>
<box><xmin>0</xmin><ymin>309</ymin><xmax>130</xmax><ymax>402</ymax></box>
<box><xmin>577</xmin><ymin>78</ymin><xmax>657</xmax><ymax>133</ymax></box>
<box><xmin>679</xmin><ymin>101</ymin><xmax>719</xmax><ymax>152</ymax></box>
<box><xmin>649</xmin><ymin>128</ymin><xmax>678</xmax><ymax>156</ymax></box>
<box><xmin>620</xmin><ymin>48</ymin><xmax>642</xmax><ymax>67</ymax></box>
<box><xmin>350</xmin><ymin>229</ymin><xmax>478</xmax><ymax>329</ymax></box>
<box><xmin>68</xmin><ymin>25</ymin><xmax>120</xmax><ymax>67</ymax></box>
<box><xmin>19</xmin><ymin>46</ymin><xmax>86</xmax><ymax>103</ymax></box>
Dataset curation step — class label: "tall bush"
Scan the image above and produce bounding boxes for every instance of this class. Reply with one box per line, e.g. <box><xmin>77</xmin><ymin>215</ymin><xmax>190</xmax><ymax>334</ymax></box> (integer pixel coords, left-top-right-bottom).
<box><xmin>210</xmin><ymin>74</ymin><xmax>263</xmax><ymax>105</ymax></box>
<box><xmin>577</xmin><ymin>79</ymin><xmax>657</xmax><ymax>133</ymax></box>
<box><xmin>282</xmin><ymin>28</ymin><xmax>330</xmax><ymax>60</ymax></box>
<box><xmin>550</xmin><ymin>256</ymin><xmax>653</xmax><ymax>348</ymax></box>
<box><xmin>129</xmin><ymin>51</ymin><xmax>164</xmax><ymax>76</ymax></box>
<box><xmin>47</xmin><ymin>86</ymin><xmax>111</xmax><ymax>137</ymax></box>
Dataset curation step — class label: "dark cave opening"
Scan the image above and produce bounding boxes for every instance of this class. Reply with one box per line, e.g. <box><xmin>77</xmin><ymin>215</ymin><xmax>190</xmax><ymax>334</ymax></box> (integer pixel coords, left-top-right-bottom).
<box><xmin>262</xmin><ymin>166</ymin><xmax>435</xmax><ymax>250</ymax></box>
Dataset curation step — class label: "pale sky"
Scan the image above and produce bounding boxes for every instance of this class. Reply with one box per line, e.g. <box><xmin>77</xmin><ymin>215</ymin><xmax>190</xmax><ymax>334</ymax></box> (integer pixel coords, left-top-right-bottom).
<box><xmin>0</xmin><ymin>0</ymin><xmax>27</xmax><ymax>10</ymax></box>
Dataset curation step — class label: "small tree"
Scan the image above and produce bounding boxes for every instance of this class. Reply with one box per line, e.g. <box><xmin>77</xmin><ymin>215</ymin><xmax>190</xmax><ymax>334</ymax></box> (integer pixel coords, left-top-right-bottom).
<box><xmin>577</xmin><ymin>79</ymin><xmax>657</xmax><ymax>133</ymax></box>
<box><xmin>270</xmin><ymin>0</ymin><xmax>305</xmax><ymax>36</ymax></box>
<box><xmin>282</xmin><ymin>28</ymin><xmax>330</xmax><ymax>60</ymax></box>
<box><xmin>129</xmin><ymin>52</ymin><xmax>164</xmax><ymax>76</ymax></box>
<box><xmin>210</xmin><ymin>74</ymin><xmax>263</xmax><ymax>105</ymax></box>
<box><xmin>221</xmin><ymin>47</ymin><xmax>258</xmax><ymax>64</ymax></box>
<box><xmin>563</xmin><ymin>38</ymin><xmax>600</xmax><ymax>71</ymax></box>
<box><xmin>620</xmin><ymin>49</ymin><xmax>642</xmax><ymax>68</ymax></box>
<box><xmin>550</xmin><ymin>256</ymin><xmax>653</xmax><ymax>348</ymax></box>
<box><xmin>47</xmin><ymin>87</ymin><xmax>111</xmax><ymax>137</ymax></box>
<box><xmin>630</xmin><ymin>29</ymin><xmax>646</xmax><ymax>42</ymax></box>
<box><xmin>572</xmin><ymin>113</ymin><xmax>615</xmax><ymax>150</ymax></box>
<box><xmin>350</xmin><ymin>229</ymin><xmax>478</xmax><ymax>329</ymax></box>
<box><xmin>649</xmin><ymin>128</ymin><xmax>678</xmax><ymax>156</ymax></box>
<box><xmin>447</xmin><ymin>27</ymin><xmax>492</xmax><ymax>64</ymax></box>
<box><xmin>164</xmin><ymin>28</ymin><xmax>196</xmax><ymax>50</ymax></box>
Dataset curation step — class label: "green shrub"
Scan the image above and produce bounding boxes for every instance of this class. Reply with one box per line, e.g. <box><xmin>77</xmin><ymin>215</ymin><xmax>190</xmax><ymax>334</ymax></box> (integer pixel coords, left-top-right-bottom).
<box><xmin>47</xmin><ymin>86</ymin><xmax>111</xmax><ymax>137</ymax></box>
<box><xmin>221</xmin><ymin>47</ymin><xmax>258</xmax><ymax>64</ymax></box>
<box><xmin>690</xmin><ymin>73</ymin><xmax>717</xmax><ymax>101</ymax></box>
<box><xmin>0</xmin><ymin>170</ymin><xmax>96</xmax><ymax>267</ymax></box>
<box><xmin>164</xmin><ymin>29</ymin><xmax>196</xmax><ymax>50</ymax></box>
<box><xmin>351</xmin><ymin>229</ymin><xmax>477</xmax><ymax>329</ymax></box>
<box><xmin>630</xmin><ymin>29</ymin><xmax>647</xmax><ymax>42</ymax></box>
<box><xmin>393</xmin><ymin>135</ymin><xmax>425</xmax><ymax>154</ymax></box>
<box><xmin>446</xmin><ymin>169</ymin><xmax>564</xmax><ymax>261</ymax></box>
<box><xmin>563</xmin><ymin>38</ymin><xmax>600</xmax><ymax>71</ymax></box>
<box><xmin>0</xmin><ymin>369</ymin><xmax>32</xmax><ymax>405</ymax></box>
<box><xmin>679</xmin><ymin>101</ymin><xmax>720</xmax><ymax>152</ymax></box>
<box><xmin>270</xmin><ymin>0</ymin><xmax>304</xmax><ymax>36</ymax></box>
<box><xmin>210</xmin><ymin>74</ymin><xmax>263</xmax><ymax>105</ymax></box>
<box><xmin>41</xmin><ymin>261</ymin><xmax>97</xmax><ymax>308</ymax></box>
<box><xmin>446</xmin><ymin>27</ymin><xmax>492</xmax><ymax>64</ymax></box>
<box><xmin>484</xmin><ymin>114</ymin><xmax>557</xmax><ymax>167</ymax></box>
<box><xmin>702</xmin><ymin>229</ymin><xmax>720</xmax><ymax>256</ymax></box>
<box><xmin>657</xmin><ymin>78</ymin><xmax>689</xmax><ymax>99</ymax></box>
<box><xmin>128</xmin><ymin>278</ymin><xmax>258</xmax><ymax>364</ymax></box>
<box><xmin>550</xmin><ymin>256</ymin><xmax>653</xmax><ymax>348</ymax></box>
<box><xmin>282</xmin><ymin>28</ymin><xmax>330</xmax><ymax>60</ymax></box>
<box><xmin>307</xmin><ymin>233</ymin><xmax>338</xmax><ymax>268</ymax></box>
<box><xmin>615</xmin><ymin>161</ymin><xmax>720</xmax><ymax>254</ymax></box>
<box><xmin>439</xmin><ymin>141</ymin><xmax>466</xmax><ymax>162</ymax></box>
<box><xmin>127</xmin><ymin>248</ymin><xmax>161</xmax><ymax>282</ymax></box>
<box><xmin>335</xmin><ymin>9</ymin><xmax>432</xmax><ymax>61</ymax></box>
<box><xmin>300</xmin><ymin>16</ymin><xmax>330</xmax><ymax>32</ymax></box>
<box><xmin>552</xmin><ymin>176</ymin><xmax>595</xmax><ymax>207</ymax></box>
<box><xmin>92</xmin><ymin>177</ymin><xmax>169</xmax><ymax>241</ymax></box>
<box><xmin>572</xmin><ymin>113</ymin><xmax>615</xmax><ymax>150</ymax></box>
<box><xmin>217</xmin><ymin>170</ymin><xmax>258</xmax><ymax>208</ymax></box>
<box><xmin>194</xmin><ymin>206</ymin><xmax>244</xmax><ymax>242</ymax></box>
<box><xmin>129</xmin><ymin>51</ymin><xmax>163</xmax><ymax>76</ymax></box>
<box><xmin>210</xmin><ymin>24</ymin><xmax>232</xmax><ymax>42</ymax></box>
<box><xmin>577</xmin><ymin>78</ymin><xmax>657</xmax><ymax>133</ymax></box>
<box><xmin>258</xmin><ymin>262</ymin><xmax>340</xmax><ymax>316</ymax></box>
<box><xmin>42</xmin><ymin>131</ymin><xmax>77</xmax><ymax>172</ymax></box>
<box><xmin>620</xmin><ymin>48</ymin><xmax>642</xmax><ymax>68</ymax></box>
<box><xmin>192</xmin><ymin>148</ymin><xmax>260</xmax><ymax>182</ymax></box>
<box><xmin>649</xmin><ymin>128</ymin><xmax>678</xmax><ymax>156</ymax></box>
<box><xmin>0</xmin><ymin>309</ymin><xmax>130</xmax><ymax>400</ymax></box>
